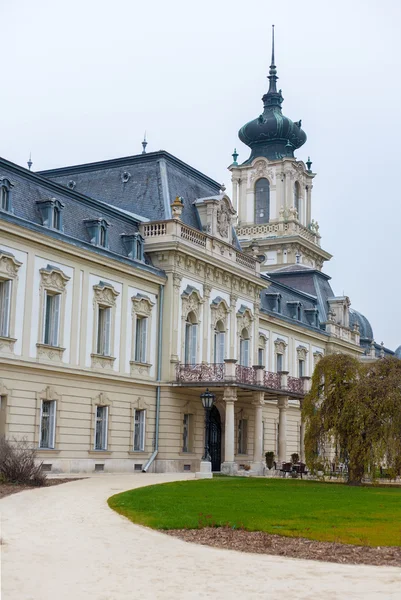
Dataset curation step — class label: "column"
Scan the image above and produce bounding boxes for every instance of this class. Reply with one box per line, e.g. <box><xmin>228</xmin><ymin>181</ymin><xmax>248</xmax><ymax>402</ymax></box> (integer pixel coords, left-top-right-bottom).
<box><xmin>252</xmin><ymin>391</ymin><xmax>264</xmax><ymax>474</ymax></box>
<box><xmin>232</xmin><ymin>177</ymin><xmax>238</xmax><ymax>212</ymax></box>
<box><xmin>221</xmin><ymin>387</ymin><xmax>238</xmax><ymax>475</ymax></box>
<box><xmin>170</xmin><ymin>273</ymin><xmax>182</xmax><ymax>362</ymax></box>
<box><xmin>202</xmin><ymin>285</ymin><xmax>211</xmax><ymax>363</ymax></box>
<box><xmin>278</xmin><ymin>396</ymin><xmax>288</xmax><ymax>463</ymax></box>
<box><xmin>253</xmin><ymin>300</ymin><xmax>260</xmax><ymax>365</ymax></box>
<box><xmin>229</xmin><ymin>294</ymin><xmax>238</xmax><ymax>358</ymax></box>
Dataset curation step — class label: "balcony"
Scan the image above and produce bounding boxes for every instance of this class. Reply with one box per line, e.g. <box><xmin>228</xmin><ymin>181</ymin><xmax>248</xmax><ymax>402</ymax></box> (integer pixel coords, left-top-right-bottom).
<box><xmin>141</xmin><ymin>220</ymin><xmax>259</xmax><ymax>275</ymax></box>
<box><xmin>175</xmin><ymin>361</ymin><xmax>306</xmax><ymax>397</ymax></box>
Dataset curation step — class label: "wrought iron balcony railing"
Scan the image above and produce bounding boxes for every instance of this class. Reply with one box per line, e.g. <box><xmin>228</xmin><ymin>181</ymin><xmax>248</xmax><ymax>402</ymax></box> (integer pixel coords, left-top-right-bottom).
<box><xmin>175</xmin><ymin>363</ymin><xmax>305</xmax><ymax>395</ymax></box>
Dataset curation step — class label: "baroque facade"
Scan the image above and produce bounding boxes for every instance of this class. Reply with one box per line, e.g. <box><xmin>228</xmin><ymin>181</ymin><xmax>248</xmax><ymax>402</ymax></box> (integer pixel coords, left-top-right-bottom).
<box><xmin>0</xmin><ymin>38</ymin><xmax>397</xmax><ymax>475</ymax></box>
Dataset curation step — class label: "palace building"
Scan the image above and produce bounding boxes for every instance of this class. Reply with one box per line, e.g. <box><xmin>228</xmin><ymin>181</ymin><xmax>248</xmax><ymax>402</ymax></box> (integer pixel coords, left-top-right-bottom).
<box><xmin>0</xmin><ymin>35</ymin><xmax>397</xmax><ymax>475</ymax></box>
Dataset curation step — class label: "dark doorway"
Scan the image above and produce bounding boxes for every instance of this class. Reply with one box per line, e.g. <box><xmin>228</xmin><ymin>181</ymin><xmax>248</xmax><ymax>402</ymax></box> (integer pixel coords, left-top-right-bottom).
<box><xmin>209</xmin><ymin>405</ymin><xmax>222</xmax><ymax>472</ymax></box>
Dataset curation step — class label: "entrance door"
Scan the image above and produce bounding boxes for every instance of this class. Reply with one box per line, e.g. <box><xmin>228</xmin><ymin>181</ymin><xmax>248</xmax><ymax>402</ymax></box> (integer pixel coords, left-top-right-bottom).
<box><xmin>209</xmin><ymin>405</ymin><xmax>222</xmax><ymax>472</ymax></box>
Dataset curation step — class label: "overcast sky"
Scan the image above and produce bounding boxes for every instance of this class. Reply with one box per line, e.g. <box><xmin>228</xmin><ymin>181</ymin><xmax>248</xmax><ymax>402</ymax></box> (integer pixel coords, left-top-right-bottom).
<box><xmin>1</xmin><ymin>0</ymin><xmax>400</xmax><ymax>350</ymax></box>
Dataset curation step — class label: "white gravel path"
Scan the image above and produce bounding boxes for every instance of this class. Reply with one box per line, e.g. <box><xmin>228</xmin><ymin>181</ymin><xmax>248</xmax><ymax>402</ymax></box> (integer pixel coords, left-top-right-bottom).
<box><xmin>1</xmin><ymin>473</ymin><xmax>401</xmax><ymax>600</ymax></box>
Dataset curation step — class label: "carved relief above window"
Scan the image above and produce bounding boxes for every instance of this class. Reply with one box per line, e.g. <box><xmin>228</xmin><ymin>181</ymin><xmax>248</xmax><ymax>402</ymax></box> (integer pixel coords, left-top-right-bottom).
<box><xmin>181</xmin><ymin>286</ymin><xmax>203</xmax><ymax>322</ymax></box>
<box><xmin>0</xmin><ymin>251</ymin><xmax>22</xmax><ymax>354</ymax></box>
<box><xmin>296</xmin><ymin>345</ymin><xmax>309</xmax><ymax>361</ymax></box>
<box><xmin>313</xmin><ymin>351</ymin><xmax>324</xmax><ymax>366</ymax></box>
<box><xmin>236</xmin><ymin>305</ymin><xmax>254</xmax><ymax>334</ymax></box>
<box><xmin>274</xmin><ymin>338</ymin><xmax>287</xmax><ymax>356</ymax></box>
<box><xmin>37</xmin><ymin>265</ymin><xmax>70</xmax><ymax>361</ymax></box>
<box><xmin>131</xmin><ymin>294</ymin><xmax>154</xmax><ymax>317</ymax></box>
<box><xmin>210</xmin><ymin>297</ymin><xmax>229</xmax><ymax>330</ymax></box>
<box><xmin>249</xmin><ymin>160</ymin><xmax>274</xmax><ymax>183</ymax></box>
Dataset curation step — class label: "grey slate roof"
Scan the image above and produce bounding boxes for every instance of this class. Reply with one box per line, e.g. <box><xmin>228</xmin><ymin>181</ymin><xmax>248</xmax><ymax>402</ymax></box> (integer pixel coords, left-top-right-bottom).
<box><xmin>38</xmin><ymin>151</ymin><xmax>222</xmax><ymax>231</ymax></box>
<box><xmin>0</xmin><ymin>157</ymin><xmax>164</xmax><ymax>278</ymax></box>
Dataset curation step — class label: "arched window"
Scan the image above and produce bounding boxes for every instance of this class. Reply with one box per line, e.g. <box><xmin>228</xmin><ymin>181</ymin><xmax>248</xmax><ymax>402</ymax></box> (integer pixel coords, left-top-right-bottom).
<box><xmin>255</xmin><ymin>178</ymin><xmax>270</xmax><ymax>224</ymax></box>
<box><xmin>184</xmin><ymin>311</ymin><xmax>198</xmax><ymax>365</ymax></box>
<box><xmin>239</xmin><ymin>328</ymin><xmax>250</xmax><ymax>366</ymax></box>
<box><xmin>214</xmin><ymin>320</ymin><xmax>225</xmax><ymax>364</ymax></box>
<box><xmin>0</xmin><ymin>179</ymin><xmax>11</xmax><ymax>212</ymax></box>
<box><xmin>293</xmin><ymin>181</ymin><xmax>301</xmax><ymax>221</ymax></box>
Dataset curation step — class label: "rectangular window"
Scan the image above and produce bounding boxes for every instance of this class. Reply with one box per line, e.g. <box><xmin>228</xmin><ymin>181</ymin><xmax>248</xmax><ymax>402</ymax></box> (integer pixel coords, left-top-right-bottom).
<box><xmin>133</xmin><ymin>409</ymin><xmax>145</xmax><ymax>451</ymax></box>
<box><xmin>95</xmin><ymin>405</ymin><xmax>108</xmax><ymax>450</ymax></box>
<box><xmin>97</xmin><ymin>306</ymin><xmax>111</xmax><ymax>355</ymax></box>
<box><xmin>0</xmin><ymin>279</ymin><xmax>12</xmax><ymax>337</ymax></box>
<box><xmin>182</xmin><ymin>413</ymin><xmax>193</xmax><ymax>452</ymax></box>
<box><xmin>238</xmin><ymin>419</ymin><xmax>248</xmax><ymax>454</ymax></box>
<box><xmin>240</xmin><ymin>339</ymin><xmax>249</xmax><ymax>367</ymax></box>
<box><xmin>0</xmin><ymin>187</ymin><xmax>9</xmax><ymax>211</ymax></box>
<box><xmin>258</xmin><ymin>347</ymin><xmax>264</xmax><ymax>367</ymax></box>
<box><xmin>43</xmin><ymin>292</ymin><xmax>61</xmax><ymax>346</ymax></box>
<box><xmin>39</xmin><ymin>400</ymin><xmax>56</xmax><ymax>449</ymax></box>
<box><xmin>52</xmin><ymin>207</ymin><xmax>61</xmax><ymax>231</ymax></box>
<box><xmin>134</xmin><ymin>316</ymin><xmax>148</xmax><ymax>363</ymax></box>
<box><xmin>214</xmin><ymin>331</ymin><xmax>225</xmax><ymax>364</ymax></box>
<box><xmin>99</xmin><ymin>226</ymin><xmax>107</xmax><ymax>248</ymax></box>
<box><xmin>184</xmin><ymin>323</ymin><xmax>197</xmax><ymax>365</ymax></box>
<box><xmin>298</xmin><ymin>359</ymin><xmax>305</xmax><ymax>378</ymax></box>
<box><xmin>276</xmin><ymin>353</ymin><xmax>283</xmax><ymax>372</ymax></box>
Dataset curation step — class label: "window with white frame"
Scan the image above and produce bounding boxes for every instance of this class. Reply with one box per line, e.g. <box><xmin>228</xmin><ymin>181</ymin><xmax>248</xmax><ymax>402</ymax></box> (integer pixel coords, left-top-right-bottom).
<box><xmin>42</xmin><ymin>291</ymin><xmax>61</xmax><ymax>346</ymax></box>
<box><xmin>214</xmin><ymin>320</ymin><xmax>225</xmax><ymax>364</ymax></box>
<box><xmin>95</xmin><ymin>405</ymin><xmax>108</xmax><ymax>450</ymax></box>
<box><xmin>276</xmin><ymin>352</ymin><xmax>283</xmax><ymax>372</ymax></box>
<box><xmin>238</xmin><ymin>418</ymin><xmax>248</xmax><ymax>454</ymax></box>
<box><xmin>184</xmin><ymin>312</ymin><xmax>198</xmax><ymax>365</ymax></box>
<box><xmin>0</xmin><ymin>279</ymin><xmax>11</xmax><ymax>337</ymax></box>
<box><xmin>298</xmin><ymin>359</ymin><xmax>305</xmax><ymax>378</ymax></box>
<box><xmin>134</xmin><ymin>316</ymin><xmax>148</xmax><ymax>363</ymax></box>
<box><xmin>239</xmin><ymin>328</ymin><xmax>250</xmax><ymax>366</ymax></box>
<box><xmin>39</xmin><ymin>399</ymin><xmax>56</xmax><ymax>449</ymax></box>
<box><xmin>97</xmin><ymin>306</ymin><xmax>111</xmax><ymax>355</ymax></box>
<box><xmin>133</xmin><ymin>409</ymin><xmax>145</xmax><ymax>451</ymax></box>
<box><xmin>182</xmin><ymin>413</ymin><xmax>193</xmax><ymax>453</ymax></box>
<box><xmin>258</xmin><ymin>347</ymin><xmax>264</xmax><ymax>366</ymax></box>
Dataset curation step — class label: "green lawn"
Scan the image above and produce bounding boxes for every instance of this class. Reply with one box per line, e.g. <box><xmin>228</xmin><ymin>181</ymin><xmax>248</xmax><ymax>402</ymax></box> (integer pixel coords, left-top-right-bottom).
<box><xmin>108</xmin><ymin>478</ymin><xmax>401</xmax><ymax>546</ymax></box>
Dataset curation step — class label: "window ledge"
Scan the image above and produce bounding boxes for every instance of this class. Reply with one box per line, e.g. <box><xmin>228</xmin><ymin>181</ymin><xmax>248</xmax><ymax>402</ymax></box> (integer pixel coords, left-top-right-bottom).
<box><xmin>0</xmin><ymin>336</ymin><xmax>17</xmax><ymax>354</ymax></box>
<box><xmin>91</xmin><ymin>354</ymin><xmax>116</xmax><ymax>370</ymax></box>
<box><xmin>37</xmin><ymin>448</ymin><xmax>61</xmax><ymax>454</ymax></box>
<box><xmin>130</xmin><ymin>361</ymin><xmax>152</xmax><ymax>378</ymax></box>
<box><xmin>88</xmin><ymin>450</ymin><xmax>112</xmax><ymax>455</ymax></box>
<box><xmin>179</xmin><ymin>452</ymin><xmax>196</xmax><ymax>456</ymax></box>
<box><xmin>128</xmin><ymin>450</ymin><xmax>147</xmax><ymax>455</ymax></box>
<box><xmin>36</xmin><ymin>343</ymin><xmax>65</xmax><ymax>361</ymax></box>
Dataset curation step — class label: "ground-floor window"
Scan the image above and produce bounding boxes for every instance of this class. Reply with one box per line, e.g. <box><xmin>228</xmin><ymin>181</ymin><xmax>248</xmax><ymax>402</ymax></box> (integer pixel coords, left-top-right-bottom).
<box><xmin>40</xmin><ymin>399</ymin><xmax>56</xmax><ymax>449</ymax></box>
<box><xmin>182</xmin><ymin>413</ymin><xmax>193</xmax><ymax>452</ymax></box>
<box><xmin>133</xmin><ymin>409</ymin><xmax>146</xmax><ymax>451</ymax></box>
<box><xmin>95</xmin><ymin>405</ymin><xmax>108</xmax><ymax>450</ymax></box>
<box><xmin>237</xmin><ymin>419</ymin><xmax>248</xmax><ymax>454</ymax></box>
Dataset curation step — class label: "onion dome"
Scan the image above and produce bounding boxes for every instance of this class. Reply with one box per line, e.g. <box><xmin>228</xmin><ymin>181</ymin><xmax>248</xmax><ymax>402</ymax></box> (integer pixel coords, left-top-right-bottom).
<box><xmin>238</xmin><ymin>26</ymin><xmax>307</xmax><ymax>163</ymax></box>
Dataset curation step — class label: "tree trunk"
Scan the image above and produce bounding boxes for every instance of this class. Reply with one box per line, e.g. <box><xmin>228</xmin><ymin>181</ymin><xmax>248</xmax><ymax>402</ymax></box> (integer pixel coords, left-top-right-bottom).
<box><xmin>347</xmin><ymin>463</ymin><xmax>364</xmax><ymax>485</ymax></box>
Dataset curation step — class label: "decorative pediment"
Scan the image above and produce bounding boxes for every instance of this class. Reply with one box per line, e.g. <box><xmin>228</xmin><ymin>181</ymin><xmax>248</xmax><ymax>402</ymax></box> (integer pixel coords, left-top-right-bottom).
<box><xmin>236</xmin><ymin>305</ymin><xmax>254</xmax><ymax>332</ymax></box>
<box><xmin>92</xmin><ymin>392</ymin><xmax>112</xmax><ymax>407</ymax></box>
<box><xmin>39</xmin><ymin>265</ymin><xmax>70</xmax><ymax>291</ymax></box>
<box><xmin>259</xmin><ymin>333</ymin><xmax>268</xmax><ymax>348</ymax></box>
<box><xmin>0</xmin><ymin>251</ymin><xmax>22</xmax><ymax>279</ymax></box>
<box><xmin>313</xmin><ymin>351</ymin><xmax>324</xmax><ymax>365</ymax></box>
<box><xmin>274</xmin><ymin>338</ymin><xmax>287</xmax><ymax>355</ymax></box>
<box><xmin>296</xmin><ymin>345</ymin><xmax>309</xmax><ymax>361</ymax></box>
<box><xmin>211</xmin><ymin>297</ymin><xmax>229</xmax><ymax>328</ymax></box>
<box><xmin>249</xmin><ymin>159</ymin><xmax>275</xmax><ymax>183</ymax></box>
<box><xmin>40</xmin><ymin>386</ymin><xmax>61</xmax><ymax>402</ymax></box>
<box><xmin>132</xmin><ymin>396</ymin><xmax>149</xmax><ymax>411</ymax></box>
<box><xmin>131</xmin><ymin>293</ymin><xmax>155</xmax><ymax>316</ymax></box>
<box><xmin>93</xmin><ymin>281</ymin><xmax>119</xmax><ymax>306</ymax></box>
<box><xmin>181</xmin><ymin>286</ymin><xmax>203</xmax><ymax>320</ymax></box>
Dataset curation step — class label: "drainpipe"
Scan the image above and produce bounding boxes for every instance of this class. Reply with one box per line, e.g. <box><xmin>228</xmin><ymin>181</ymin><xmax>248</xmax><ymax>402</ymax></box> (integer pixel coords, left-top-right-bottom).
<box><xmin>142</xmin><ymin>283</ymin><xmax>164</xmax><ymax>472</ymax></box>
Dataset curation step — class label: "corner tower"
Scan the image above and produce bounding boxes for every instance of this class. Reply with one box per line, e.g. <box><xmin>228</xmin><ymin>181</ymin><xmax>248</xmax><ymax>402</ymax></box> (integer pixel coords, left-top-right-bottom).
<box><xmin>231</xmin><ymin>26</ymin><xmax>331</xmax><ymax>272</ymax></box>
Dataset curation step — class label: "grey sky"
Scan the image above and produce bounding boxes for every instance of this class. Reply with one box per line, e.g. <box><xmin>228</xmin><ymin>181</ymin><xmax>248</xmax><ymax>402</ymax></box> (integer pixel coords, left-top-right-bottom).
<box><xmin>1</xmin><ymin>0</ymin><xmax>400</xmax><ymax>349</ymax></box>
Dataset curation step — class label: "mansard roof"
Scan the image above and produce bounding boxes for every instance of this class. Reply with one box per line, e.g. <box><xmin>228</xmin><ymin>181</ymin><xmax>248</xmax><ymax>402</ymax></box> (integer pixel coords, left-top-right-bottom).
<box><xmin>0</xmin><ymin>156</ymin><xmax>165</xmax><ymax>278</ymax></box>
<box><xmin>39</xmin><ymin>150</ymin><xmax>222</xmax><ymax>230</ymax></box>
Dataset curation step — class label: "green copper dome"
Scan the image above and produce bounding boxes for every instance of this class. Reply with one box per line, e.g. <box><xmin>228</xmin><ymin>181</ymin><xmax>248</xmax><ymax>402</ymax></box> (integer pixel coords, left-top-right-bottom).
<box><xmin>239</xmin><ymin>26</ymin><xmax>307</xmax><ymax>163</ymax></box>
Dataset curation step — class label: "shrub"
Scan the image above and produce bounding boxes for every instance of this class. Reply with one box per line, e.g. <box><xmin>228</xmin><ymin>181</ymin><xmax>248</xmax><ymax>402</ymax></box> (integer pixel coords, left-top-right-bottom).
<box><xmin>0</xmin><ymin>437</ymin><xmax>46</xmax><ymax>486</ymax></box>
<box><xmin>265</xmin><ymin>451</ymin><xmax>275</xmax><ymax>469</ymax></box>
<box><xmin>291</xmin><ymin>453</ymin><xmax>299</xmax><ymax>464</ymax></box>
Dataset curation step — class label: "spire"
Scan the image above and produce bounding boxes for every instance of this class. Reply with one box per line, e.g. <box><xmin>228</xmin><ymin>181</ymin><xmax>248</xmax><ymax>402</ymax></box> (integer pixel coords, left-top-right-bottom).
<box><xmin>27</xmin><ymin>152</ymin><xmax>33</xmax><ymax>171</ymax></box>
<box><xmin>232</xmin><ymin>148</ymin><xmax>238</xmax><ymax>165</ymax></box>
<box><xmin>267</xmin><ymin>24</ymin><xmax>278</xmax><ymax>94</ymax></box>
<box><xmin>142</xmin><ymin>132</ymin><xmax>147</xmax><ymax>154</ymax></box>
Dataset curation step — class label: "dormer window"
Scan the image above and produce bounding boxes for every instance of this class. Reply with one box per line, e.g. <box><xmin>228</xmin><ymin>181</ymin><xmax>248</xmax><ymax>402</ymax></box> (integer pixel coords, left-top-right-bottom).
<box><xmin>287</xmin><ymin>301</ymin><xmax>302</xmax><ymax>321</ymax></box>
<box><xmin>121</xmin><ymin>233</ymin><xmax>144</xmax><ymax>261</ymax></box>
<box><xmin>265</xmin><ymin>292</ymin><xmax>282</xmax><ymax>313</ymax></box>
<box><xmin>36</xmin><ymin>198</ymin><xmax>64</xmax><ymax>231</ymax></box>
<box><xmin>0</xmin><ymin>178</ymin><xmax>13</xmax><ymax>212</ymax></box>
<box><xmin>84</xmin><ymin>218</ymin><xmax>110</xmax><ymax>248</ymax></box>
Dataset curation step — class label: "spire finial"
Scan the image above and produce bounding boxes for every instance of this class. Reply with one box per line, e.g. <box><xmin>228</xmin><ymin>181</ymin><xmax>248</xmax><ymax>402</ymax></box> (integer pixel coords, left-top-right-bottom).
<box><xmin>27</xmin><ymin>152</ymin><xmax>33</xmax><ymax>171</ymax></box>
<box><xmin>142</xmin><ymin>131</ymin><xmax>147</xmax><ymax>154</ymax></box>
<box><xmin>271</xmin><ymin>24</ymin><xmax>275</xmax><ymax>67</ymax></box>
<box><xmin>232</xmin><ymin>148</ymin><xmax>238</xmax><ymax>165</ymax></box>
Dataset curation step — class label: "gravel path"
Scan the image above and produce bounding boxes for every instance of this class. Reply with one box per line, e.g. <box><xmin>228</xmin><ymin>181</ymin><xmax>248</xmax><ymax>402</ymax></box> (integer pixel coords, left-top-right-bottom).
<box><xmin>1</xmin><ymin>473</ymin><xmax>401</xmax><ymax>600</ymax></box>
